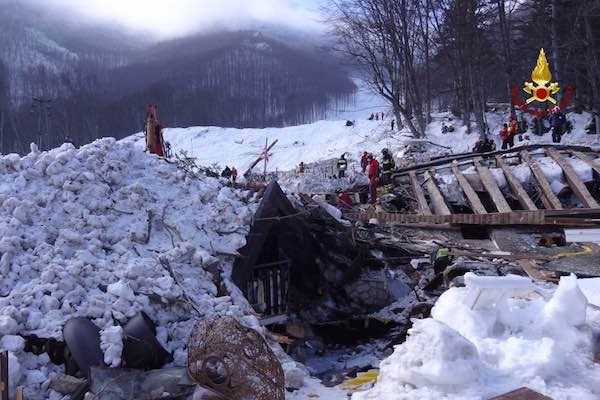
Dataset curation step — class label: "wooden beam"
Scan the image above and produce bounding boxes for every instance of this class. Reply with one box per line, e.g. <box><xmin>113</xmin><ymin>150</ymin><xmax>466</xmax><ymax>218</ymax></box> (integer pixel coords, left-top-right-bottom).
<box><xmin>409</xmin><ymin>171</ymin><xmax>432</xmax><ymax>215</ymax></box>
<box><xmin>473</xmin><ymin>157</ymin><xmax>512</xmax><ymax>213</ymax></box>
<box><xmin>423</xmin><ymin>170</ymin><xmax>452</xmax><ymax>215</ymax></box>
<box><xmin>520</xmin><ymin>151</ymin><xmax>563</xmax><ymax>210</ymax></box>
<box><xmin>570</xmin><ymin>150</ymin><xmax>600</xmax><ymax>177</ymax></box>
<box><xmin>495</xmin><ymin>155</ymin><xmax>538</xmax><ymax>211</ymax></box>
<box><xmin>15</xmin><ymin>387</ymin><xmax>24</xmax><ymax>400</ymax></box>
<box><xmin>546</xmin><ymin>148</ymin><xmax>599</xmax><ymax>208</ymax></box>
<box><xmin>344</xmin><ymin>208</ymin><xmax>600</xmax><ymax>226</ymax></box>
<box><xmin>451</xmin><ymin>163</ymin><xmax>487</xmax><ymax>214</ymax></box>
<box><xmin>517</xmin><ymin>260</ymin><xmax>558</xmax><ymax>283</ymax></box>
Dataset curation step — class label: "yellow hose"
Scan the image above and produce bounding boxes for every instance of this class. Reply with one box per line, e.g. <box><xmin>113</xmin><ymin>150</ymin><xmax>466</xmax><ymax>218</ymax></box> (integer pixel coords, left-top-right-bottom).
<box><xmin>557</xmin><ymin>246</ymin><xmax>593</xmax><ymax>258</ymax></box>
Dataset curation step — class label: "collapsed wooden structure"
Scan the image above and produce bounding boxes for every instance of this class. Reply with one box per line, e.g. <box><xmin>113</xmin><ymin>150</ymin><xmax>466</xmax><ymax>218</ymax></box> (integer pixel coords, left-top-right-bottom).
<box><xmin>347</xmin><ymin>144</ymin><xmax>600</xmax><ymax>227</ymax></box>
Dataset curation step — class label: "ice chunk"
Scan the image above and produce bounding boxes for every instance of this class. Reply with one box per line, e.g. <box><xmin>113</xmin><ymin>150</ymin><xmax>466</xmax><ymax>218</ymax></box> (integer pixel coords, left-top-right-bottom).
<box><xmin>544</xmin><ymin>274</ymin><xmax>587</xmax><ymax>327</ymax></box>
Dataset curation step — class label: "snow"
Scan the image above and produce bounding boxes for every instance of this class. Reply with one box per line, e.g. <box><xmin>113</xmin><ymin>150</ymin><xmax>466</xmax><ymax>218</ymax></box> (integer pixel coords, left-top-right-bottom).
<box><xmin>354</xmin><ymin>274</ymin><xmax>600</xmax><ymax>400</ymax></box>
<box><xmin>100</xmin><ymin>325</ymin><xmax>124</xmax><ymax>367</ymax></box>
<box><xmin>578</xmin><ymin>278</ymin><xmax>600</xmax><ymax>308</ymax></box>
<box><xmin>0</xmin><ymin>138</ymin><xmax>262</xmax><ymax>397</ymax></box>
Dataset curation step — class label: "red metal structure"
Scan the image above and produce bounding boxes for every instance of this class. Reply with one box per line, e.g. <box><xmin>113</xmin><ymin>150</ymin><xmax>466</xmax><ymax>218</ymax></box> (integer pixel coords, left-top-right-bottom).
<box><xmin>145</xmin><ymin>104</ymin><xmax>165</xmax><ymax>157</ymax></box>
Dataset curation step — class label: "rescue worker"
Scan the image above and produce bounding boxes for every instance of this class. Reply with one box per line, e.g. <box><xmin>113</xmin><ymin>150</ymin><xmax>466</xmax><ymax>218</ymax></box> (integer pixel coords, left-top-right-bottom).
<box><xmin>500</xmin><ymin>123</ymin><xmax>513</xmax><ymax>149</ymax></box>
<box><xmin>472</xmin><ymin>139</ymin><xmax>484</xmax><ymax>153</ymax></box>
<box><xmin>381</xmin><ymin>148</ymin><xmax>395</xmax><ymax>185</ymax></box>
<box><xmin>431</xmin><ymin>246</ymin><xmax>453</xmax><ymax>274</ymax></box>
<box><xmin>483</xmin><ymin>137</ymin><xmax>496</xmax><ymax>152</ymax></box>
<box><xmin>360</xmin><ymin>152</ymin><xmax>369</xmax><ymax>173</ymax></box>
<box><xmin>391</xmin><ymin>119</ymin><xmax>395</xmax><ymax>131</ymax></box>
<box><xmin>231</xmin><ymin>167</ymin><xmax>238</xmax><ymax>185</ymax></box>
<box><xmin>165</xmin><ymin>142</ymin><xmax>172</xmax><ymax>158</ymax></box>
<box><xmin>221</xmin><ymin>166</ymin><xmax>232</xmax><ymax>179</ymax></box>
<box><xmin>369</xmin><ymin>113</ymin><xmax>375</xmax><ymax>121</ymax></box>
<box><xmin>367</xmin><ymin>154</ymin><xmax>380</xmax><ymax>204</ymax></box>
<box><xmin>337</xmin><ymin>154</ymin><xmax>348</xmax><ymax>178</ymax></box>
<box><xmin>335</xmin><ymin>188</ymin><xmax>354</xmax><ymax>210</ymax></box>
<box><xmin>550</xmin><ymin>106</ymin><xmax>566</xmax><ymax>143</ymax></box>
<box><xmin>299</xmin><ymin>162</ymin><xmax>305</xmax><ymax>173</ymax></box>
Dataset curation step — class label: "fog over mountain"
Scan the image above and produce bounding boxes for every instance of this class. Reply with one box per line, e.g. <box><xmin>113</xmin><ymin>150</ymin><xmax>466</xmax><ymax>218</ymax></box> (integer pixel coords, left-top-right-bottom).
<box><xmin>0</xmin><ymin>0</ymin><xmax>354</xmax><ymax>154</ymax></box>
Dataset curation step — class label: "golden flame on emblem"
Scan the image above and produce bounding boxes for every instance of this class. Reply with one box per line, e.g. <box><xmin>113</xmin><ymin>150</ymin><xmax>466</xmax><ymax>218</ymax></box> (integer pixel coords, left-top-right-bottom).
<box><xmin>531</xmin><ymin>48</ymin><xmax>552</xmax><ymax>85</ymax></box>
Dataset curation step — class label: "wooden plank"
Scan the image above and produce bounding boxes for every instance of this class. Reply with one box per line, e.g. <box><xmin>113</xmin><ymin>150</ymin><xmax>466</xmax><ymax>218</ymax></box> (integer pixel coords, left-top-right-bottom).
<box><xmin>473</xmin><ymin>157</ymin><xmax>512</xmax><ymax>213</ymax></box>
<box><xmin>409</xmin><ymin>171</ymin><xmax>432</xmax><ymax>215</ymax></box>
<box><xmin>570</xmin><ymin>150</ymin><xmax>600</xmax><ymax>177</ymax></box>
<box><xmin>489</xmin><ymin>387</ymin><xmax>552</xmax><ymax>400</ymax></box>
<box><xmin>520</xmin><ymin>151</ymin><xmax>563</xmax><ymax>210</ymax></box>
<box><xmin>546</xmin><ymin>148</ymin><xmax>599</xmax><ymax>208</ymax></box>
<box><xmin>422</xmin><ymin>170</ymin><xmax>451</xmax><ymax>215</ymax></box>
<box><xmin>495</xmin><ymin>156</ymin><xmax>538</xmax><ymax>211</ymax></box>
<box><xmin>451</xmin><ymin>163</ymin><xmax>487</xmax><ymax>214</ymax></box>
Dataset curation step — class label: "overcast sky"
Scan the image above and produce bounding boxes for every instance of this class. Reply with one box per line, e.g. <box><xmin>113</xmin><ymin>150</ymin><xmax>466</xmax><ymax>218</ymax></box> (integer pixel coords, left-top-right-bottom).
<box><xmin>31</xmin><ymin>0</ymin><xmax>325</xmax><ymax>38</ymax></box>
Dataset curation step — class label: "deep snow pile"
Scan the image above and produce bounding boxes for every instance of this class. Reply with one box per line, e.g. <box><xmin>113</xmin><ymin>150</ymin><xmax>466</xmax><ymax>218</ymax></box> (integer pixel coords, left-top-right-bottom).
<box><xmin>0</xmin><ymin>139</ymin><xmax>261</xmax><ymax>398</ymax></box>
<box><xmin>354</xmin><ymin>273</ymin><xmax>600</xmax><ymax>400</ymax></box>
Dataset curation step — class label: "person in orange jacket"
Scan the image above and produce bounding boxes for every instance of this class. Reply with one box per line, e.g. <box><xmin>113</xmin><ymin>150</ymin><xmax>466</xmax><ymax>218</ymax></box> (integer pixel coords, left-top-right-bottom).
<box><xmin>500</xmin><ymin>123</ymin><xmax>513</xmax><ymax>149</ymax></box>
<box><xmin>367</xmin><ymin>154</ymin><xmax>380</xmax><ymax>204</ymax></box>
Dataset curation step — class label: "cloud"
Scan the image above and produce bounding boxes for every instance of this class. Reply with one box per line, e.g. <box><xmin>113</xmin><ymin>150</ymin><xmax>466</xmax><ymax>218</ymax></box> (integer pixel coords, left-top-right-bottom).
<box><xmin>24</xmin><ymin>0</ymin><xmax>324</xmax><ymax>38</ymax></box>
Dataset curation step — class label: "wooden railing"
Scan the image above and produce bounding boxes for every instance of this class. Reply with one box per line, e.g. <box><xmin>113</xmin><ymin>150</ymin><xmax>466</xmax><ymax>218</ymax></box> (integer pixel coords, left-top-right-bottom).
<box><xmin>245</xmin><ymin>260</ymin><xmax>289</xmax><ymax>317</ymax></box>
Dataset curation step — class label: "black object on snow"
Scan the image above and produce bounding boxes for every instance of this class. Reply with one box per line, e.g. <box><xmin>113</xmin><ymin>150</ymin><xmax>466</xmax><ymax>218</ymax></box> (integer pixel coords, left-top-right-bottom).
<box><xmin>121</xmin><ymin>312</ymin><xmax>173</xmax><ymax>370</ymax></box>
<box><xmin>63</xmin><ymin>317</ymin><xmax>107</xmax><ymax>379</ymax></box>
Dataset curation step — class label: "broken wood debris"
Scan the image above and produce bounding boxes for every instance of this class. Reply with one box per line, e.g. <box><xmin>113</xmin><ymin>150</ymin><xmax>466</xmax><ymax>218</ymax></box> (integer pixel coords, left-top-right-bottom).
<box><xmin>344</xmin><ymin>208</ymin><xmax>600</xmax><ymax>226</ymax></box>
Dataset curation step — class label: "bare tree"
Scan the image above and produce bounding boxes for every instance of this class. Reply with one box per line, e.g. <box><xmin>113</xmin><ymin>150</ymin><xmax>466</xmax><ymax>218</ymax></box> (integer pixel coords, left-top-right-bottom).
<box><xmin>327</xmin><ymin>0</ymin><xmax>427</xmax><ymax>137</ymax></box>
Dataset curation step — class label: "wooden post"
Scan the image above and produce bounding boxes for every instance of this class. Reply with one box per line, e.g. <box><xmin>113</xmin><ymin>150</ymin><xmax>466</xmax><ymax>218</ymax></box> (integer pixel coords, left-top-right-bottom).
<box><xmin>15</xmin><ymin>387</ymin><xmax>24</xmax><ymax>400</ymax></box>
<box><xmin>495</xmin><ymin>155</ymin><xmax>538</xmax><ymax>211</ymax></box>
<box><xmin>546</xmin><ymin>148</ymin><xmax>599</xmax><ymax>208</ymax></box>
<box><xmin>520</xmin><ymin>151</ymin><xmax>563</xmax><ymax>210</ymax></box>
<box><xmin>0</xmin><ymin>351</ymin><xmax>8</xmax><ymax>400</ymax></box>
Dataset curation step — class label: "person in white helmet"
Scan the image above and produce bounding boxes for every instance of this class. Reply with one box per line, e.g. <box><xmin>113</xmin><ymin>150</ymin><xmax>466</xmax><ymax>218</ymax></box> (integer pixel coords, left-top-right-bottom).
<box><xmin>550</xmin><ymin>106</ymin><xmax>566</xmax><ymax>143</ymax></box>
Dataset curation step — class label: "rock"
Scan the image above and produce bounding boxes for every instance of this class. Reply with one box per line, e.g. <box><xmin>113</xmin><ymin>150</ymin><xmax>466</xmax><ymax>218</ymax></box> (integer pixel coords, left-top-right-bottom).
<box><xmin>284</xmin><ymin>367</ymin><xmax>306</xmax><ymax>389</ymax></box>
<box><xmin>50</xmin><ymin>373</ymin><xmax>87</xmax><ymax>395</ymax></box>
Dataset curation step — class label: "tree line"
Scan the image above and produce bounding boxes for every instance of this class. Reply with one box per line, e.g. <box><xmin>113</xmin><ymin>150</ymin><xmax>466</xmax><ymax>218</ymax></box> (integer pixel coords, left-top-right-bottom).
<box><xmin>327</xmin><ymin>0</ymin><xmax>600</xmax><ymax>137</ymax></box>
<box><xmin>0</xmin><ymin>28</ymin><xmax>355</xmax><ymax>154</ymax></box>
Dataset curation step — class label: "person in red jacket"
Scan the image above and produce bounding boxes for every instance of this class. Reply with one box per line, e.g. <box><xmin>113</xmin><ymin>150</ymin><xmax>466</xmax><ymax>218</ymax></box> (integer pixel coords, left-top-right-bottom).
<box><xmin>231</xmin><ymin>167</ymin><xmax>238</xmax><ymax>185</ymax></box>
<box><xmin>500</xmin><ymin>123</ymin><xmax>513</xmax><ymax>149</ymax></box>
<box><xmin>367</xmin><ymin>154</ymin><xmax>380</xmax><ymax>204</ymax></box>
<box><xmin>335</xmin><ymin>188</ymin><xmax>354</xmax><ymax>210</ymax></box>
<box><xmin>360</xmin><ymin>151</ymin><xmax>369</xmax><ymax>173</ymax></box>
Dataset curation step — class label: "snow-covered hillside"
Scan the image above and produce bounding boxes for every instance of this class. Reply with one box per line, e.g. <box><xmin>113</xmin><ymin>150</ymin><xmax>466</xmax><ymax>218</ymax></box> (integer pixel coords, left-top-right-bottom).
<box><xmin>0</xmin><ymin>139</ymin><xmax>263</xmax><ymax>398</ymax></box>
<box><xmin>125</xmin><ymin>111</ymin><xmax>600</xmax><ymax>177</ymax></box>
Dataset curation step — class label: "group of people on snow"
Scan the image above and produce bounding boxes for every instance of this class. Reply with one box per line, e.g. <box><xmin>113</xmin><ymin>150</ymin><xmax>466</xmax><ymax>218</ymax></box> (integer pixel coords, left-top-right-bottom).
<box><xmin>368</xmin><ymin>112</ymin><xmax>386</xmax><ymax>121</ymax></box>
<box><xmin>221</xmin><ymin>166</ymin><xmax>238</xmax><ymax>184</ymax></box>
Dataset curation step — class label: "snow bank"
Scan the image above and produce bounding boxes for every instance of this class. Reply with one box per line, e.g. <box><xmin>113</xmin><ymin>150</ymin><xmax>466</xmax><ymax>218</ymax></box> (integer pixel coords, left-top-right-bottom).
<box><xmin>0</xmin><ymin>139</ymin><xmax>260</xmax><ymax>397</ymax></box>
<box><xmin>354</xmin><ymin>274</ymin><xmax>600</xmax><ymax>400</ymax></box>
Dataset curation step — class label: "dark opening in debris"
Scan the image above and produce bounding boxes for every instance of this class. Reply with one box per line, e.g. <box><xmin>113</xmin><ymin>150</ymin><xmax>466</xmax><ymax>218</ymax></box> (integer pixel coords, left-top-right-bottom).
<box><xmin>460</xmin><ymin>225</ymin><xmax>491</xmax><ymax>240</ymax></box>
